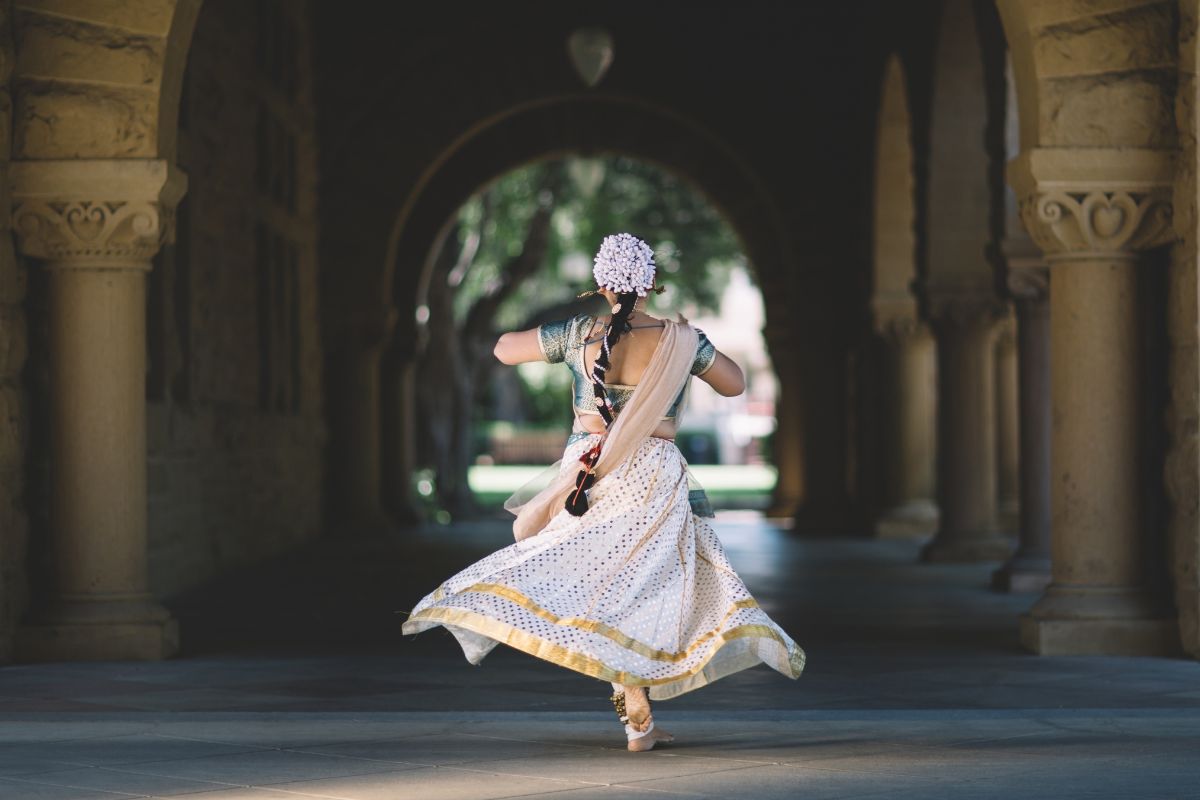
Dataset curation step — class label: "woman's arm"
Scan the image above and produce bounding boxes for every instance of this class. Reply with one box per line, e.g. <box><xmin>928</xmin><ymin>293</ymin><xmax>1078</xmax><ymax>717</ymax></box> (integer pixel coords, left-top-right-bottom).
<box><xmin>494</xmin><ymin>327</ymin><xmax>546</xmax><ymax>365</ymax></box>
<box><xmin>697</xmin><ymin>350</ymin><xmax>746</xmax><ymax>397</ymax></box>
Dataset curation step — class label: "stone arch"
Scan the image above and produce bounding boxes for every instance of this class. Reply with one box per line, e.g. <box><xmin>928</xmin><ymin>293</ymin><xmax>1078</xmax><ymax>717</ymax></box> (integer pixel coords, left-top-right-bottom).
<box><xmin>916</xmin><ymin>0</ymin><xmax>1014</xmax><ymax>564</ymax></box>
<box><xmin>872</xmin><ymin>54</ymin><xmax>918</xmax><ymax>315</ymax></box>
<box><xmin>10</xmin><ymin>0</ymin><xmax>202</xmax><ymax>160</ymax></box>
<box><xmin>385</xmin><ymin>95</ymin><xmax>791</xmax><ymax>321</ymax></box>
<box><xmin>365</xmin><ymin>94</ymin><xmax>804</xmax><ymax>522</ymax></box>
<box><xmin>996</xmin><ymin>0</ymin><xmax>1176</xmax><ymax>152</ymax></box>
<box><xmin>924</xmin><ymin>0</ymin><xmax>1002</xmax><ymax>300</ymax></box>
<box><xmin>868</xmin><ymin>53</ymin><xmax>937</xmax><ymax>539</ymax></box>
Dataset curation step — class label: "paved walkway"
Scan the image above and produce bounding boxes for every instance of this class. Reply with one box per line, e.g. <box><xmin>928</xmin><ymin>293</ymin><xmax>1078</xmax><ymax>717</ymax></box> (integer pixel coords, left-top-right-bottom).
<box><xmin>1</xmin><ymin>513</ymin><xmax>1198</xmax><ymax>798</ymax></box>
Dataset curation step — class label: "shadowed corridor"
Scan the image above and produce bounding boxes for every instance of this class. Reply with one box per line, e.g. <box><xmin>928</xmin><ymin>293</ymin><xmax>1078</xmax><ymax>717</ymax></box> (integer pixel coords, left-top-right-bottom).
<box><xmin>4</xmin><ymin>516</ymin><xmax>1194</xmax><ymax>715</ymax></box>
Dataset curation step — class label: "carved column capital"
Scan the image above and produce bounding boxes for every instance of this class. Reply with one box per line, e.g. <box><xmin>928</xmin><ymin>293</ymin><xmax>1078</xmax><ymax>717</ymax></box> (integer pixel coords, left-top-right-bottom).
<box><xmin>9</xmin><ymin>160</ymin><xmax>187</xmax><ymax>267</ymax></box>
<box><xmin>877</xmin><ymin>316</ymin><xmax>921</xmax><ymax>343</ymax></box>
<box><xmin>925</xmin><ymin>289</ymin><xmax>1009</xmax><ymax>330</ymax></box>
<box><xmin>1018</xmin><ymin>189</ymin><xmax>1173</xmax><ymax>260</ymax></box>
<box><xmin>870</xmin><ymin>292</ymin><xmax>920</xmax><ymax>340</ymax></box>
<box><xmin>1008</xmin><ymin>148</ymin><xmax>1175</xmax><ymax>263</ymax></box>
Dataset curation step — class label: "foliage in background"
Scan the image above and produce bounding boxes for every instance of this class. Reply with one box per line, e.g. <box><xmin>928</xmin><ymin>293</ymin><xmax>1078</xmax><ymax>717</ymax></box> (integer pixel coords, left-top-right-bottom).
<box><xmin>454</xmin><ymin>156</ymin><xmax>745</xmax><ymax>333</ymax></box>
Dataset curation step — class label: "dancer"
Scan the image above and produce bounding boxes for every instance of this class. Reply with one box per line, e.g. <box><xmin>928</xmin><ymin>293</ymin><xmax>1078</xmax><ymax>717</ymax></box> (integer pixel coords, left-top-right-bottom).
<box><xmin>401</xmin><ymin>233</ymin><xmax>805</xmax><ymax>751</ymax></box>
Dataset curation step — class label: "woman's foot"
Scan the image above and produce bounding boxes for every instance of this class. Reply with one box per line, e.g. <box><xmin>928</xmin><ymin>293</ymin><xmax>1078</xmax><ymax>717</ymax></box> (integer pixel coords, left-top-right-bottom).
<box><xmin>620</xmin><ymin>685</ymin><xmax>674</xmax><ymax>751</ymax></box>
<box><xmin>627</xmin><ymin>722</ymin><xmax>675</xmax><ymax>751</ymax></box>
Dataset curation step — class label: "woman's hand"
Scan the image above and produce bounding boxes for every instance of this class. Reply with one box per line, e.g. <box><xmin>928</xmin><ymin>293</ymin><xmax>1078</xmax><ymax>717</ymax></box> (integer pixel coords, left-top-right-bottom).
<box><xmin>494</xmin><ymin>327</ymin><xmax>545</xmax><ymax>365</ymax></box>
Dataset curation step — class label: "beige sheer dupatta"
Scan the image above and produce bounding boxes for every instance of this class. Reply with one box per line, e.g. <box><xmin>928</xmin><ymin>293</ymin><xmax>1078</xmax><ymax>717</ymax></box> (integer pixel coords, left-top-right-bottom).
<box><xmin>507</xmin><ymin>319</ymin><xmax>700</xmax><ymax>542</ymax></box>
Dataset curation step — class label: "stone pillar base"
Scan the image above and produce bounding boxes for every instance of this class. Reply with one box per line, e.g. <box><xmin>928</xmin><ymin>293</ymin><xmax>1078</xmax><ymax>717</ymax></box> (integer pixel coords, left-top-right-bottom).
<box><xmin>875</xmin><ymin>500</ymin><xmax>939</xmax><ymax>539</ymax></box>
<box><xmin>1020</xmin><ymin>616</ymin><xmax>1180</xmax><ymax>656</ymax></box>
<box><xmin>1177</xmin><ymin>586</ymin><xmax>1199</xmax><ymax>657</ymax></box>
<box><xmin>920</xmin><ymin>533</ymin><xmax>1013</xmax><ymax>563</ymax></box>
<box><xmin>16</xmin><ymin>596</ymin><xmax>179</xmax><ymax>662</ymax></box>
<box><xmin>1020</xmin><ymin>585</ymin><xmax>1180</xmax><ymax>655</ymax></box>
<box><xmin>992</xmin><ymin>554</ymin><xmax>1051</xmax><ymax>593</ymax></box>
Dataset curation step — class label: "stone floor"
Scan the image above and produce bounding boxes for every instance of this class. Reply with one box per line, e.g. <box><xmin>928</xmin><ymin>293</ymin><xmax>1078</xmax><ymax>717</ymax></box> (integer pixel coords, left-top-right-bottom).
<box><xmin>1</xmin><ymin>512</ymin><xmax>1198</xmax><ymax>798</ymax></box>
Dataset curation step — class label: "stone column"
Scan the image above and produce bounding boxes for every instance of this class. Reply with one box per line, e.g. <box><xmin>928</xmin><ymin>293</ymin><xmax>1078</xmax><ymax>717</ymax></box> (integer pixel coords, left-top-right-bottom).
<box><xmin>381</xmin><ymin>341</ymin><xmax>422</xmax><ymax>525</ymax></box>
<box><xmin>11</xmin><ymin>160</ymin><xmax>185</xmax><ymax>661</ymax></box>
<box><xmin>993</xmin><ymin>263</ymin><xmax>1052</xmax><ymax>593</ymax></box>
<box><xmin>922</xmin><ymin>295</ymin><xmax>1014</xmax><ymax>562</ymax></box>
<box><xmin>793</xmin><ymin>325</ymin><xmax>855</xmax><ymax>534</ymax></box>
<box><xmin>994</xmin><ymin>314</ymin><xmax>1020</xmax><ymax>532</ymax></box>
<box><xmin>874</xmin><ymin>318</ymin><xmax>939</xmax><ymax>538</ymax></box>
<box><xmin>329</xmin><ymin>305</ymin><xmax>398</xmax><ymax>537</ymax></box>
<box><xmin>1012</xmin><ymin>149</ymin><xmax>1178</xmax><ymax>655</ymax></box>
<box><xmin>765</xmin><ymin>323</ymin><xmax>804</xmax><ymax>518</ymax></box>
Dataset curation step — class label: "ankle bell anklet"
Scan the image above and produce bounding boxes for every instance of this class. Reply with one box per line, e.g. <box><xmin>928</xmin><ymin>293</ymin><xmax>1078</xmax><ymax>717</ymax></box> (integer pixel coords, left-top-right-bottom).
<box><xmin>609</xmin><ymin>690</ymin><xmax>628</xmax><ymax>724</ymax></box>
<box><xmin>610</xmin><ymin>687</ymin><xmax>655</xmax><ymax>740</ymax></box>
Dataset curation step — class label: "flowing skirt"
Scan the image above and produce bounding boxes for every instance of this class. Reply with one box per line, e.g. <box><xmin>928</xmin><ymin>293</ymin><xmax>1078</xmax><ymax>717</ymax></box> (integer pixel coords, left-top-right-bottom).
<box><xmin>400</xmin><ymin>434</ymin><xmax>806</xmax><ymax>700</ymax></box>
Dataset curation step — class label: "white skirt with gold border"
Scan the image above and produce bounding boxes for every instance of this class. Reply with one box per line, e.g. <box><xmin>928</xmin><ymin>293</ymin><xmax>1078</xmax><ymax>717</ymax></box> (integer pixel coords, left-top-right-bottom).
<box><xmin>400</xmin><ymin>434</ymin><xmax>806</xmax><ymax>701</ymax></box>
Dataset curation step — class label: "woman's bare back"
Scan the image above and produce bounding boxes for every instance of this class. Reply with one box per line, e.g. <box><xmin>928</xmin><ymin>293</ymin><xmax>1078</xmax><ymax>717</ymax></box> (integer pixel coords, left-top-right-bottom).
<box><xmin>581</xmin><ymin>313</ymin><xmax>665</xmax><ymax>386</ymax></box>
<box><xmin>576</xmin><ymin>312</ymin><xmax>676</xmax><ymax>438</ymax></box>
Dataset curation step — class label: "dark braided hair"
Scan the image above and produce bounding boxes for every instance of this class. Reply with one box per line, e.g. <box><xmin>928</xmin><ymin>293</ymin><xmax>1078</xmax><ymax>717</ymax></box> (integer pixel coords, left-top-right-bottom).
<box><xmin>589</xmin><ymin>291</ymin><xmax>639</xmax><ymax>426</ymax></box>
<box><xmin>565</xmin><ymin>290</ymin><xmax>640</xmax><ymax>516</ymax></box>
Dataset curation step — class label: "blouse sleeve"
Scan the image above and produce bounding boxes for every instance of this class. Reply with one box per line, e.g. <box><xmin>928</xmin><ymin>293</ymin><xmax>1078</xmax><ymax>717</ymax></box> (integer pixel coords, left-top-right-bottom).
<box><xmin>691</xmin><ymin>328</ymin><xmax>718</xmax><ymax>375</ymax></box>
<box><xmin>536</xmin><ymin>316</ymin><xmax>574</xmax><ymax>363</ymax></box>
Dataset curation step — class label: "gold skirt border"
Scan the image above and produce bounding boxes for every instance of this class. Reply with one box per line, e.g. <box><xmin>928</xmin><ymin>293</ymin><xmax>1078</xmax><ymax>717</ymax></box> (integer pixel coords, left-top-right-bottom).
<box><xmin>460</xmin><ymin>580</ymin><xmax>757</xmax><ymax>663</ymax></box>
<box><xmin>405</xmin><ymin>603</ymin><xmax>806</xmax><ymax>701</ymax></box>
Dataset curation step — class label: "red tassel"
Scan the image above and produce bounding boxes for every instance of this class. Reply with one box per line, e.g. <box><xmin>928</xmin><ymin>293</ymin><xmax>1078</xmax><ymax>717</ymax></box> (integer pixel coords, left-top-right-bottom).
<box><xmin>579</xmin><ymin>443</ymin><xmax>602</xmax><ymax>467</ymax></box>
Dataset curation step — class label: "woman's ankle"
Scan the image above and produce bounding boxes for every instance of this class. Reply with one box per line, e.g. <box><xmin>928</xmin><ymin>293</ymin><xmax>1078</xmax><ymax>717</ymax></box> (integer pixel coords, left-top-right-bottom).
<box><xmin>622</xmin><ymin>685</ymin><xmax>652</xmax><ymax>727</ymax></box>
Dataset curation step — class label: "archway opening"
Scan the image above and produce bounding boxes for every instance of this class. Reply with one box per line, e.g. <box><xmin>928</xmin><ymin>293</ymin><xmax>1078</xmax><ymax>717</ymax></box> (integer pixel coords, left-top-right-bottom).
<box><xmin>408</xmin><ymin>155</ymin><xmax>778</xmax><ymax>522</ymax></box>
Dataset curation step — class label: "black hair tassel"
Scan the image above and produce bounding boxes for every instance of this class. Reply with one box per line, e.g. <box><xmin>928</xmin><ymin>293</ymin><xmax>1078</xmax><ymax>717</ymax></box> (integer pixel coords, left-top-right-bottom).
<box><xmin>565</xmin><ymin>468</ymin><xmax>596</xmax><ymax>516</ymax></box>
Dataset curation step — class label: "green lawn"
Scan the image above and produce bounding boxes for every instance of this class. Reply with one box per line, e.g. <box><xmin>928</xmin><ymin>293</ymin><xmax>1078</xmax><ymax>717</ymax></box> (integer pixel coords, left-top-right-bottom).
<box><xmin>468</xmin><ymin>463</ymin><xmax>777</xmax><ymax>509</ymax></box>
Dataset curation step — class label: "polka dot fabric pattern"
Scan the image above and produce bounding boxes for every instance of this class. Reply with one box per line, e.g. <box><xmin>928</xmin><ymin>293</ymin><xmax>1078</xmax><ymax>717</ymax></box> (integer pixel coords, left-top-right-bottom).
<box><xmin>401</xmin><ymin>434</ymin><xmax>806</xmax><ymax>700</ymax></box>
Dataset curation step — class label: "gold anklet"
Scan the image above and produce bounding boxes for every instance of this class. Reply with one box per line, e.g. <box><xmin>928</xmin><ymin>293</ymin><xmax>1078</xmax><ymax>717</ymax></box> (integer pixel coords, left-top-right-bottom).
<box><xmin>609</xmin><ymin>691</ymin><xmax>628</xmax><ymax>724</ymax></box>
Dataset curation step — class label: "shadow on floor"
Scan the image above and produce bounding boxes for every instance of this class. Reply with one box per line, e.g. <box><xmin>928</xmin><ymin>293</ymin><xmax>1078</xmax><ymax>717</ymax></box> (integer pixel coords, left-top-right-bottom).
<box><xmin>3</xmin><ymin>513</ymin><xmax>1197</xmax><ymax>714</ymax></box>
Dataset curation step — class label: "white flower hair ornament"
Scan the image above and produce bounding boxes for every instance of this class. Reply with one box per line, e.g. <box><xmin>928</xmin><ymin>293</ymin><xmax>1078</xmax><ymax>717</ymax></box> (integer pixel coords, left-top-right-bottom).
<box><xmin>591</xmin><ymin>233</ymin><xmax>663</xmax><ymax>297</ymax></box>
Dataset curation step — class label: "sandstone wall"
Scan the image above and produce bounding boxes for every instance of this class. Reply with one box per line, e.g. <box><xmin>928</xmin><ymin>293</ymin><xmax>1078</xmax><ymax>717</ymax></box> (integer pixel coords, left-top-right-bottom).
<box><xmin>0</xmin><ymin>0</ymin><xmax>322</xmax><ymax>659</ymax></box>
<box><xmin>0</xmin><ymin>1</ymin><xmax>27</xmax><ymax>663</ymax></box>
<box><xmin>1169</xmin><ymin>0</ymin><xmax>1200</xmax><ymax>657</ymax></box>
<box><xmin>143</xmin><ymin>0</ymin><xmax>325</xmax><ymax>600</ymax></box>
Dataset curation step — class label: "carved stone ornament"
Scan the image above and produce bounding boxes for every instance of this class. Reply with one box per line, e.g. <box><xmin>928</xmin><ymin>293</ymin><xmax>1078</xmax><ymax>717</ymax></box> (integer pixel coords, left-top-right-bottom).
<box><xmin>13</xmin><ymin>200</ymin><xmax>172</xmax><ymax>265</ymax></box>
<box><xmin>1019</xmin><ymin>189</ymin><xmax>1173</xmax><ymax>259</ymax></box>
<box><xmin>8</xmin><ymin>159</ymin><xmax>187</xmax><ymax>267</ymax></box>
<box><xmin>926</xmin><ymin>289</ymin><xmax>1010</xmax><ymax>329</ymax></box>
<box><xmin>878</xmin><ymin>315</ymin><xmax>923</xmax><ymax>344</ymax></box>
<box><xmin>567</xmin><ymin>27</ymin><xmax>614</xmax><ymax>88</ymax></box>
<box><xmin>870</xmin><ymin>292</ymin><xmax>920</xmax><ymax>339</ymax></box>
